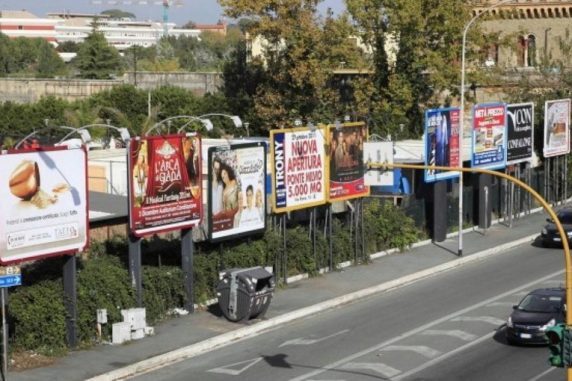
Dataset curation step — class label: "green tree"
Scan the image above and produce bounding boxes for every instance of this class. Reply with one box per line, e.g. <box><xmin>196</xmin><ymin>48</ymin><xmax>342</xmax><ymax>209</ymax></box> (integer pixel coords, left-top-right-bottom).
<box><xmin>220</xmin><ymin>0</ymin><xmax>366</xmax><ymax>130</ymax></box>
<box><xmin>346</xmin><ymin>0</ymin><xmax>479</xmax><ymax>138</ymax></box>
<box><xmin>37</xmin><ymin>41</ymin><xmax>66</xmax><ymax>78</ymax></box>
<box><xmin>75</xmin><ymin>30</ymin><xmax>123</xmax><ymax>79</ymax></box>
<box><xmin>100</xmin><ymin>9</ymin><xmax>136</xmax><ymax>19</ymax></box>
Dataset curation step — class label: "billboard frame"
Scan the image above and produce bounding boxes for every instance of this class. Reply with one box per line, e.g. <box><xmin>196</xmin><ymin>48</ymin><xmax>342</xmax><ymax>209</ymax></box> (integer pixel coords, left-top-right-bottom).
<box><xmin>506</xmin><ymin>102</ymin><xmax>534</xmax><ymax>165</ymax></box>
<box><xmin>471</xmin><ymin>102</ymin><xmax>507</xmax><ymax>170</ymax></box>
<box><xmin>543</xmin><ymin>98</ymin><xmax>571</xmax><ymax>158</ymax></box>
<box><xmin>423</xmin><ymin>107</ymin><xmax>461</xmax><ymax>183</ymax></box>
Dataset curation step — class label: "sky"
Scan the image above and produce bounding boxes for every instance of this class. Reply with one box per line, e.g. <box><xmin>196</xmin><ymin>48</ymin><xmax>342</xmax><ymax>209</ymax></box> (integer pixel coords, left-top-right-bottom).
<box><xmin>0</xmin><ymin>0</ymin><xmax>346</xmax><ymax>26</ymax></box>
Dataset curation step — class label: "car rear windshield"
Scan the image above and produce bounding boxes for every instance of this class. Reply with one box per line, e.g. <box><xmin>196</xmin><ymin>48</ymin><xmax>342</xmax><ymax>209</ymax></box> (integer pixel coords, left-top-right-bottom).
<box><xmin>518</xmin><ymin>294</ymin><xmax>563</xmax><ymax>313</ymax></box>
<box><xmin>557</xmin><ymin>213</ymin><xmax>572</xmax><ymax>224</ymax></box>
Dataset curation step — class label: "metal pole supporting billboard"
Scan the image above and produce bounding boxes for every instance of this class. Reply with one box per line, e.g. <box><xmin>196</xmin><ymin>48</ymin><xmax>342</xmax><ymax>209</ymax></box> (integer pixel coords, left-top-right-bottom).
<box><xmin>128</xmin><ymin>234</ymin><xmax>143</xmax><ymax>307</ymax></box>
<box><xmin>1</xmin><ymin>289</ymin><xmax>7</xmax><ymax>381</ymax></box>
<box><xmin>181</xmin><ymin>228</ymin><xmax>194</xmax><ymax>313</ymax></box>
<box><xmin>63</xmin><ymin>255</ymin><xmax>77</xmax><ymax>349</ymax></box>
<box><xmin>459</xmin><ymin>0</ymin><xmax>515</xmax><ymax>256</ymax></box>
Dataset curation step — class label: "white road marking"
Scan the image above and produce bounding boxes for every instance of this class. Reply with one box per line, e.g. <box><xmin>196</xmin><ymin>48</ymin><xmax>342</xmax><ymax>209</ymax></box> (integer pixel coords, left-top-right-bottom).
<box><xmin>288</xmin><ymin>270</ymin><xmax>563</xmax><ymax>381</ymax></box>
<box><xmin>207</xmin><ymin>357</ymin><xmax>263</xmax><ymax>375</ymax></box>
<box><xmin>391</xmin><ymin>332</ymin><xmax>494</xmax><ymax>381</ymax></box>
<box><xmin>339</xmin><ymin>362</ymin><xmax>401</xmax><ymax>378</ymax></box>
<box><xmin>380</xmin><ymin>345</ymin><xmax>441</xmax><ymax>358</ymax></box>
<box><xmin>485</xmin><ymin>301</ymin><xmax>515</xmax><ymax>307</ymax></box>
<box><xmin>541</xmin><ymin>280</ymin><xmax>563</xmax><ymax>285</ymax></box>
<box><xmin>451</xmin><ymin>316</ymin><xmax>505</xmax><ymax>325</ymax></box>
<box><xmin>421</xmin><ymin>329</ymin><xmax>477</xmax><ymax>341</ymax></box>
<box><xmin>527</xmin><ymin>366</ymin><xmax>557</xmax><ymax>381</ymax></box>
<box><xmin>280</xmin><ymin>329</ymin><xmax>350</xmax><ymax>347</ymax></box>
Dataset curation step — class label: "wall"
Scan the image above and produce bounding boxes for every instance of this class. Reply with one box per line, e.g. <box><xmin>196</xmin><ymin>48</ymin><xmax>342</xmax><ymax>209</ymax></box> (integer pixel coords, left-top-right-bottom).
<box><xmin>0</xmin><ymin>71</ymin><xmax>222</xmax><ymax>104</ymax></box>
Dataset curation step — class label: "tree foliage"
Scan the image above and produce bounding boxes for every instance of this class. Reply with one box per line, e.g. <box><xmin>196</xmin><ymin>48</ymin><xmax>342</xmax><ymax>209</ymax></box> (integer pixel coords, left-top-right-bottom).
<box><xmin>220</xmin><ymin>0</ymin><xmax>367</xmax><ymax>130</ymax></box>
<box><xmin>346</xmin><ymin>0</ymin><xmax>479</xmax><ymax>138</ymax></box>
<box><xmin>75</xmin><ymin>30</ymin><xmax>123</xmax><ymax>79</ymax></box>
<box><xmin>0</xmin><ymin>34</ymin><xmax>66</xmax><ymax>78</ymax></box>
<box><xmin>100</xmin><ymin>9</ymin><xmax>136</xmax><ymax>19</ymax></box>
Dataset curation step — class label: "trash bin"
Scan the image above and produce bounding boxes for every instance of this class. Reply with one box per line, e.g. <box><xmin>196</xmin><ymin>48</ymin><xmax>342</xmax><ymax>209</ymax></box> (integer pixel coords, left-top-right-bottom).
<box><xmin>216</xmin><ymin>267</ymin><xmax>275</xmax><ymax>323</ymax></box>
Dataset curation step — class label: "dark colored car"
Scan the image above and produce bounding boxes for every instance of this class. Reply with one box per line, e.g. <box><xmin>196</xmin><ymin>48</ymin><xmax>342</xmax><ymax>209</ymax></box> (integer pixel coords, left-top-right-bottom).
<box><xmin>506</xmin><ymin>287</ymin><xmax>565</xmax><ymax>345</ymax></box>
<box><xmin>541</xmin><ymin>208</ymin><xmax>572</xmax><ymax>247</ymax></box>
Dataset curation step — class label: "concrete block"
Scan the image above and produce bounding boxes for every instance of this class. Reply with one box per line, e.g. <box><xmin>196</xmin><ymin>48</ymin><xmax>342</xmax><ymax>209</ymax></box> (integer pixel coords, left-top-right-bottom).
<box><xmin>121</xmin><ymin>308</ymin><xmax>146</xmax><ymax>330</ymax></box>
<box><xmin>131</xmin><ymin>328</ymin><xmax>145</xmax><ymax>340</ymax></box>
<box><xmin>112</xmin><ymin>322</ymin><xmax>131</xmax><ymax>345</ymax></box>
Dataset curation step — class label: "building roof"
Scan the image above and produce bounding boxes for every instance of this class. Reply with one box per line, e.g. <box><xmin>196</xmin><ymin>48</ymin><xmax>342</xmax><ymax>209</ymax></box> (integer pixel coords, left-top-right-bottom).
<box><xmin>0</xmin><ymin>10</ymin><xmax>39</xmax><ymax>19</ymax></box>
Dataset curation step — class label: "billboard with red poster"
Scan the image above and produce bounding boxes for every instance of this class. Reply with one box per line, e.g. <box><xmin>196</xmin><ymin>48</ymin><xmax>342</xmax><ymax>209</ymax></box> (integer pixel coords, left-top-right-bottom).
<box><xmin>128</xmin><ymin>133</ymin><xmax>202</xmax><ymax>236</ymax></box>
<box><xmin>327</xmin><ymin>122</ymin><xmax>369</xmax><ymax>201</ymax></box>
<box><xmin>208</xmin><ymin>142</ymin><xmax>266</xmax><ymax>242</ymax></box>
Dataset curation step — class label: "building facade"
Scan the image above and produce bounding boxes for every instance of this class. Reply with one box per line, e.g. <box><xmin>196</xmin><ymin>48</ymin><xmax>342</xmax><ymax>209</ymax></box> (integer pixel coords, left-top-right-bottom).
<box><xmin>473</xmin><ymin>0</ymin><xmax>572</xmax><ymax>69</ymax></box>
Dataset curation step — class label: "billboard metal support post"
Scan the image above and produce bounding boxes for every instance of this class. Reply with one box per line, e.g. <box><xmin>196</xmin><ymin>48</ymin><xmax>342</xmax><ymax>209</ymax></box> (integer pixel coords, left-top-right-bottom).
<box><xmin>63</xmin><ymin>255</ymin><xmax>77</xmax><ymax>349</ymax></box>
<box><xmin>329</xmin><ymin>205</ymin><xmax>333</xmax><ymax>271</ymax></box>
<box><xmin>1</xmin><ymin>289</ymin><xmax>7</xmax><ymax>381</ymax></box>
<box><xmin>128</xmin><ymin>234</ymin><xmax>143</xmax><ymax>307</ymax></box>
<box><xmin>283</xmin><ymin>214</ymin><xmax>287</xmax><ymax>285</ymax></box>
<box><xmin>181</xmin><ymin>228</ymin><xmax>194</xmax><ymax>313</ymax></box>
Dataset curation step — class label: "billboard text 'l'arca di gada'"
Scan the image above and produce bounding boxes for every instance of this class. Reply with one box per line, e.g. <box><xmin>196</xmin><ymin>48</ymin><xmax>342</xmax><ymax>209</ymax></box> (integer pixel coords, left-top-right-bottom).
<box><xmin>327</xmin><ymin>122</ymin><xmax>369</xmax><ymax>201</ymax></box>
<box><xmin>208</xmin><ymin>142</ymin><xmax>266</xmax><ymax>242</ymax></box>
<box><xmin>128</xmin><ymin>133</ymin><xmax>203</xmax><ymax>237</ymax></box>
<box><xmin>0</xmin><ymin>147</ymin><xmax>88</xmax><ymax>265</ymax></box>
<box><xmin>270</xmin><ymin>126</ymin><xmax>326</xmax><ymax>213</ymax></box>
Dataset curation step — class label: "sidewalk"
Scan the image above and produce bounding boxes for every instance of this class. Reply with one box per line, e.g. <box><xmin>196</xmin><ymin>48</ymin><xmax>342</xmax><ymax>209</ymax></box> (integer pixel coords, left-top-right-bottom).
<box><xmin>11</xmin><ymin>209</ymin><xmax>550</xmax><ymax>381</ymax></box>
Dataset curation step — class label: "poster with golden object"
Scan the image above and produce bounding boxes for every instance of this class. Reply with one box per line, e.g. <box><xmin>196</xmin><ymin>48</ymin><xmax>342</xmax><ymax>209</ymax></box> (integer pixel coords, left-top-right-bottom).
<box><xmin>0</xmin><ymin>147</ymin><xmax>88</xmax><ymax>264</ymax></box>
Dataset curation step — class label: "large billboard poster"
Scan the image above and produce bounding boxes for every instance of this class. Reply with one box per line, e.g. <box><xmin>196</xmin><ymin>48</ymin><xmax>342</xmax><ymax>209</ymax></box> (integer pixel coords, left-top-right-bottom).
<box><xmin>327</xmin><ymin>122</ymin><xmax>369</xmax><ymax>201</ymax></box>
<box><xmin>270</xmin><ymin>126</ymin><xmax>326</xmax><ymax>213</ymax></box>
<box><xmin>507</xmin><ymin>103</ymin><xmax>534</xmax><ymax>164</ymax></box>
<box><xmin>208</xmin><ymin>142</ymin><xmax>266</xmax><ymax>241</ymax></box>
<box><xmin>543</xmin><ymin>99</ymin><xmax>571</xmax><ymax>158</ymax></box>
<box><xmin>424</xmin><ymin>107</ymin><xmax>460</xmax><ymax>182</ymax></box>
<box><xmin>471</xmin><ymin>103</ymin><xmax>507</xmax><ymax>170</ymax></box>
<box><xmin>128</xmin><ymin>133</ymin><xmax>202</xmax><ymax>236</ymax></box>
<box><xmin>0</xmin><ymin>147</ymin><xmax>88</xmax><ymax>264</ymax></box>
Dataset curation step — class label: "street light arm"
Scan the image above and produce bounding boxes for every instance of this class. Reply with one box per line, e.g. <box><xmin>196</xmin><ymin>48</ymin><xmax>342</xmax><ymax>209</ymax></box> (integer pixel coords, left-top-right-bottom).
<box><xmin>15</xmin><ymin>125</ymin><xmax>83</xmax><ymax>149</ymax></box>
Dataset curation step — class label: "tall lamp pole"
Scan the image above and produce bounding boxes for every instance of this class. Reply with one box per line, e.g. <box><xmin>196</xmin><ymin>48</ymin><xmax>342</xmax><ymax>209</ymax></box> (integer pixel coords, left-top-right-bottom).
<box><xmin>458</xmin><ymin>0</ymin><xmax>515</xmax><ymax>257</ymax></box>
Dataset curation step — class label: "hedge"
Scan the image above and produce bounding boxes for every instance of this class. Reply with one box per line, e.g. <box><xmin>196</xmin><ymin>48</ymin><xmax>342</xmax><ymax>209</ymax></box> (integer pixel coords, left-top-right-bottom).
<box><xmin>7</xmin><ymin>200</ymin><xmax>422</xmax><ymax>356</ymax></box>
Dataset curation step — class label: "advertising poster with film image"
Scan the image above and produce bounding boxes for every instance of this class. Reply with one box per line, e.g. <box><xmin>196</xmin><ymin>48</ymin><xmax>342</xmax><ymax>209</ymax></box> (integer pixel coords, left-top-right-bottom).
<box><xmin>424</xmin><ymin>107</ymin><xmax>460</xmax><ymax>182</ymax></box>
<box><xmin>208</xmin><ymin>143</ymin><xmax>266</xmax><ymax>241</ymax></box>
<box><xmin>543</xmin><ymin>99</ymin><xmax>571</xmax><ymax>158</ymax></box>
<box><xmin>270</xmin><ymin>126</ymin><xmax>326</xmax><ymax>213</ymax></box>
<box><xmin>506</xmin><ymin>103</ymin><xmax>534</xmax><ymax>164</ymax></box>
<box><xmin>128</xmin><ymin>133</ymin><xmax>202</xmax><ymax>236</ymax></box>
<box><xmin>0</xmin><ymin>148</ymin><xmax>88</xmax><ymax>264</ymax></box>
<box><xmin>471</xmin><ymin>103</ymin><xmax>507</xmax><ymax>170</ymax></box>
<box><xmin>327</xmin><ymin>122</ymin><xmax>369</xmax><ymax>201</ymax></box>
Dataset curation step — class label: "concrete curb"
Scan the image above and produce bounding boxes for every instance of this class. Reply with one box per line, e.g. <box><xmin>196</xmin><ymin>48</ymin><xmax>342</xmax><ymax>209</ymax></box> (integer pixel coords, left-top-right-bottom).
<box><xmin>87</xmin><ymin>232</ymin><xmax>538</xmax><ymax>381</ymax></box>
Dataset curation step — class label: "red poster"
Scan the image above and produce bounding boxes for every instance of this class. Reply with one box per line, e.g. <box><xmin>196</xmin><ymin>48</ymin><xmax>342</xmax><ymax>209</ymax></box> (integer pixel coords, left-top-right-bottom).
<box><xmin>129</xmin><ymin>134</ymin><xmax>202</xmax><ymax>236</ymax></box>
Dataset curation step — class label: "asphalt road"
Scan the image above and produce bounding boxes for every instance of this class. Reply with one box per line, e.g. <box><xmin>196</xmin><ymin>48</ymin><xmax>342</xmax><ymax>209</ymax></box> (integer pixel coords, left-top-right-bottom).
<box><xmin>133</xmin><ymin>239</ymin><xmax>567</xmax><ymax>381</ymax></box>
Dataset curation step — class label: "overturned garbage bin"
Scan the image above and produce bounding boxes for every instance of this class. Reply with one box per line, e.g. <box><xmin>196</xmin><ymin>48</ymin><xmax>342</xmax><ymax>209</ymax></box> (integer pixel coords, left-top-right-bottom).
<box><xmin>217</xmin><ymin>267</ymin><xmax>275</xmax><ymax>323</ymax></box>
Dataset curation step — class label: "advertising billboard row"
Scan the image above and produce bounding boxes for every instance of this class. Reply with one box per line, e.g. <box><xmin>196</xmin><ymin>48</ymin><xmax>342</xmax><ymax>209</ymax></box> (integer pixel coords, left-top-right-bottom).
<box><xmin>0</xmin><ymin>147</ymin><xmax>88</xmax><ymax>265</ymax></box>
<box><xmin>424</xmin><ymin>107</ymin><xmax>461</xmax><ymax>182</ymax></box>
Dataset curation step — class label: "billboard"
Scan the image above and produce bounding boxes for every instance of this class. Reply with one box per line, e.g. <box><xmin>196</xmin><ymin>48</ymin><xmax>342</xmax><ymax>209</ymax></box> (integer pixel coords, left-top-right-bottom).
<box><xmin>270</xmin><ymin>126</ymin><xmax>326</xmax><ymax>213</ymax></box>
<box><xmin>327</xmin><ymin>122</ymin><xmax>369</xmax><ymax>201</ymax></box>
<box><xmin>471</xmin><ymin>103</ymin><xmax>507</xmax><ymax>170</ymax></box>
<box><xmin>424</xmin><ymin>107</ymin><xmax>461</xmax><ymax>182</ymax></box>
<box><xmin>208</xmin><ymin>142</ymin><xmax>266</xmax><ymax>241</ymax></box>
<box><xmin>543</xmin><ymin>99</ymin><xmax>571</xmax><ymax>158</ymax></box>
<box><xmin>0</xmin><ymin>147</ymin><xmax>88</xmax><ymax>264</ymax></box>
<box><xmin>506</xmin><ymin>103</ymin><xmax>534</xmax><ymax>164</ymax></box>
<box><xmin>128</xmin><ymin>134</ymin><xmax>202</xmax><ymax>236</ymax></box>
<box><xmin>364</xmin><ymin>141</ymin><xmax>394</xmax><ymax>186</ymax></box>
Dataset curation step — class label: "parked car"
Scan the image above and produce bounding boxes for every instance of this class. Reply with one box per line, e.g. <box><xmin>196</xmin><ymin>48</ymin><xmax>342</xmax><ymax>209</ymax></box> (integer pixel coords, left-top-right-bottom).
<box><xmin>506</xmin><ymin>287</ymin><xmax>565</xmax><ymax>345</ymax></box>
<box><xmin>541</xmin><ymin>207</ymin><xmax>572</xmax><ymax>247</ymax></box>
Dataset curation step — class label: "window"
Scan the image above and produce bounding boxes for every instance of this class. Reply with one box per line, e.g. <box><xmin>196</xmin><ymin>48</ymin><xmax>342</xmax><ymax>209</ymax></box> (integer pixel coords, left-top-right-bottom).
<box><xmin>527</xmin><ymin>34</ymin><xmax>536</xmax><ymax>67</ymax></box>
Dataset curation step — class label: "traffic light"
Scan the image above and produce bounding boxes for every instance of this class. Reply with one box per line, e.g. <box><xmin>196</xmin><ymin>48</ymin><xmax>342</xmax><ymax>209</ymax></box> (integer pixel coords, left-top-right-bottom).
<box><xmin>546</xmin><ymin>324</ymin><xmax>565</xmax><ymax>367</ymax></box>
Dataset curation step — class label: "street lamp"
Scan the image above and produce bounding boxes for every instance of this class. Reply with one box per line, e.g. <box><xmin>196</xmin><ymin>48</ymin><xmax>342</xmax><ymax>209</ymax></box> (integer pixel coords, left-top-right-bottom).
<box><xmin>198</xmin><ymin>113</ymin><xmax>244</xmax><ymax>134</ymax></box>
<box><xmin>458</xmin><ymin>0</ymin><xmax>516</xmax><ymax>257</ymax></box>
<box><xmin>15</xmin><ymin>125</ymin><xmax>92</xmax><ymax>149</ymax></box>
<box><xmin>58</xmin><ymin>124</ymin><xmax>131</xmax><ymax>146</ymax></box>
<box><xmin>146</xmin><ymin>115</ymin><xmax>213</xmax><ymax>136</ymax></box>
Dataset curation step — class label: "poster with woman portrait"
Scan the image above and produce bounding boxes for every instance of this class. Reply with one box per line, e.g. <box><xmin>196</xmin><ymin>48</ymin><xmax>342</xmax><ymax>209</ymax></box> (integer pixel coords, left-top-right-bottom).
<box><xmin>327</xmin><ymin>122</ymin><xmax>369</xmax><ymax>201</ymax></box>
<box><xmin>128</xmin><ymin>133</ymin><xmax>202</xmax><ymax>236</ymax></box>
<box><xmin>208</xmin><ymin>142</ymin><xmax>266</xmax><ymax>242</ymax></box>
<box><xmin>543</xmin><ymin>99</ymin><xmax>571</xmax><ymax>158</ymax></box>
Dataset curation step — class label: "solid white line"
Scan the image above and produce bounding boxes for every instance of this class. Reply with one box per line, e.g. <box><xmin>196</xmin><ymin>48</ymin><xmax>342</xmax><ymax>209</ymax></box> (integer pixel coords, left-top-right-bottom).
<box><xmin>451</xmin><ymin>316</ymin><xmax>506</xmax><ymax>326</ymax></box>
<box><xmin>391</xmin><ymin>332</ymin><xmax>494</xmax><ymax>381</ymax></box>
<box><xmin>339</xmin><ymin>362</ymin><xmax>401</xmax><ymax>378</ymax></box>
<box><xmin>527</xmin><ymin>366</ymin><xmax>557</xmax><ymax>381</ymax></box>
<box><xmin>288</xmin><ymin>270</ymin><xmax>563</xmax><ymax>381</ymax></box>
